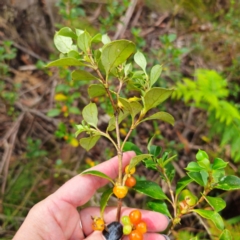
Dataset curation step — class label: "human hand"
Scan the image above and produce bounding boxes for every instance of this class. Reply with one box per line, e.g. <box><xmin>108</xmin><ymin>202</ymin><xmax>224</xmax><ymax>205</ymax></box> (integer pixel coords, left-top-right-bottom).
<box><xmin>13</xmin><ymin>151</ymin><xmax>170</xmax><ymax>240</ymax></box>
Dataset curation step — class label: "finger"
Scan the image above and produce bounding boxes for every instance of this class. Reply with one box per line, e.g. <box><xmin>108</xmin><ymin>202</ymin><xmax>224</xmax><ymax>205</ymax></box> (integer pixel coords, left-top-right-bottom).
<box><xmin>80</xmin><ymin>207</ymin><xmax>170</xmax><ymax>236</ymax></box>
<box><xmin>84</xmin><ymin>231</ymin><xmax>105</xmax><ymax>240</ymax></box>
<box><xmin>52</xmin><ymin>151</ymin><xmax>136</xmax><ymax>207</ymax></box>
<box><xmin>123</xmin><ymin>233</ymin><xmax>169</xmax><ymax>240</ymax></box>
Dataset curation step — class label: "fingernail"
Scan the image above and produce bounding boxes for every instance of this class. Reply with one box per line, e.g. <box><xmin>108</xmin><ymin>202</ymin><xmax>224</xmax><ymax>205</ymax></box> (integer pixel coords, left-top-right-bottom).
<box><xmin>162</xmin><ymin>234</ymin><xmax>171</xmax><ymax>240</ymax></box>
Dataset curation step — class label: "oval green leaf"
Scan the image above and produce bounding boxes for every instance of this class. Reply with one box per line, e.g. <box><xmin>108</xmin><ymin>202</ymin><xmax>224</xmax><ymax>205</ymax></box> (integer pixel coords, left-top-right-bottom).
<box><xmin>47</xmin><ymin>58</ymin><xmax>88</xmax><ymax>67</ymax></box>
<box><xmin>143</xmin><ymin>88</ymin><xmax>173</xmax><ymax>113</ymax></box>
<box><xmin>47</xmin><ymin>108</ymin><xmax>61</xmax><ymax>117</ymax></box>
<box><xmin>147</xmin><ymin>200</ymin><xmax>171</xmax><ymax>218</ymax></box>
<box><xmin>100</xmin><ymin>187</ymin><xmax>114</xmax><ymax>215</ymax></box>
<box><xmin>133</xmin><ymin>180</ymin><xmax>169</xmax><ymax>200</ymax></box>
<box><xmin>82</xmin><ymin>102</ymin><xmax>98</xmax><ymax>127</ymax></box>
<box><xmin>77</xmin><ymin>30</ymin><xmax>91</xmax><ymax>53</ymax></box>
<box><xmin>101</xmin><ymin>40</ymin><xmax>136</xmax><ymax>74</ymax></box>
<box><xmin>54</xmin><ymin>33</ymin><xmax>72</xmax><ymax>53</ymax></box>
<box><xmin>58</xmin><ymin>27</ymin><xmax>77</xmax><ymax>40</ymax></box>
<box><xmin>185</xmin><ymin>162</ymin><xmax>203</xmax><ymax>172</ymax></box>
<box><xmin>81</xmin><ymin>170</ymin><xmax>114</xmax><ymax>185</ymax></box>
<box><xmin>192</xmin><ymin>209</ymin><xmax>224</xmax><ymax>230</ymax></box>
<box><xmin>122</xmin><ymin>142</ymin><xmax>142</xmax><ymax>155</ymax></box>
<box><xmin>134</xmin><ymin>51</ymin><xmax>147</xmax><ymax>72</ymax></box>
<box><xmin>187</xmin><ymin>171</ymin><xmax>208</xmax><ymax>187</ymax></box>
<box><xmin>212</xmin><ymin>158</ymin><xmax>228</xmax><ymax>170</ymax></box>
<box><xmin>72</xmin><ymin>70</ymin><xmax>98</xmax><ymax>81</ymax></box>
<box><xmin>176</xmin><ymin>176</ymin><xmax>193</xmax><ymax>196</ymax></box>
<box><xmin>88</xmin><ymin>84</ymin><xmax>106</xmax><ymax>98</ymax></box>
<box><xmin>150</xmin><ymin>64</ymin><xmax>162</xmax><ymax>86</ymax></box>
<box><xmin>216</xmin><ymin>175</ymin><xmax>240</xmax><ymax>190</ymax></box>
<box><xmin>205</xmin><ymin>196</ymin><xmax>226</xmax><ymax>212</ymax></box>
<box><xmin>79</xmin><ymin>135</ymin><xmax>100</xmax><ymax>151</ymax></box>
<box><xmin>128</xmin><ymin>154</ymin><xmax>152</xmax><ymax>171</ymax></box>
<box><xmin>140</xmin><ymin>111</ymin><xmax>174</xmax><ymax>126</ymax></box>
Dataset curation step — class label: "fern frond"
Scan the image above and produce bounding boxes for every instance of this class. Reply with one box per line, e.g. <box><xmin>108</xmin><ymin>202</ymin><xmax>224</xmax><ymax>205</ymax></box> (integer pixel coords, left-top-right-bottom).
<box><xmin>173</xmin><ymin>69</ymin><xmax>240</xmax><ymax>162</ymax></box>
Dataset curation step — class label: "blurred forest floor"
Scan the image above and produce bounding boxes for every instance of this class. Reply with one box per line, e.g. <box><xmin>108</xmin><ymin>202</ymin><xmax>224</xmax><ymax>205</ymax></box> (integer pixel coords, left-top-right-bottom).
<box><xmin>0</xmin><ymin>0</ymin><xmax>240</xmax><ymax>239</ymax></box>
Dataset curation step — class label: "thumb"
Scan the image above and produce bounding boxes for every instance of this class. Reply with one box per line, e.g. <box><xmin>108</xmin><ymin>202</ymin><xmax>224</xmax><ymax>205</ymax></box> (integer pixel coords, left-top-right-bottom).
<box><xmin>85</xmin><ymin>231</ymin><xmax>105</xmax><ymax>240</ymax></box>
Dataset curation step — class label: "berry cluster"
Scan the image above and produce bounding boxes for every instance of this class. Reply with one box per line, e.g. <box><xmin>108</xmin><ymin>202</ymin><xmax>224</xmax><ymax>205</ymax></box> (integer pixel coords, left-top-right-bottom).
<box><xmin>113</xmin><ymin>165</ymin><xmax>137</xmax><ymax>199</ymax></box>
<box><xmin>121</xmin><ymin>210</ymin><xmax>147</xmax><ymax>240</ymax></box>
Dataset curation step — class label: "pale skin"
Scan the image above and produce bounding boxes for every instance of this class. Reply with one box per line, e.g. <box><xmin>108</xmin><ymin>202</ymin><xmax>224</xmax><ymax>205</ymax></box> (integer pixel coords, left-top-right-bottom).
<box><xmin>13</xmin><ymin>151</ymin><xmax>170</xmax><ymax>240</ymax></box>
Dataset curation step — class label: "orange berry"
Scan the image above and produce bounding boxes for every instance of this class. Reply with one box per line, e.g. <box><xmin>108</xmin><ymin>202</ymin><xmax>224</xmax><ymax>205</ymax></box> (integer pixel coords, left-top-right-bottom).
<box><xmin>113</xmin><ymin>185</ymin><xmax>128</xmax><ymax>199</ymax></box>
<box><xmin>61</xmin><ymin>105</ymin><xmax>68</xmax><ymax>112</ymax></box>
<box><xmin>129</xmin><ymin>230</ymin><xmax>143</xmax><ymax>240</ymax></box>
<box><xmin>125</xmin><ymin>176</ymin><xmax>137</xmax><ymax>188</ymax></box>
<box><xmin>125</xmin><ymin>165</ymin><xmax>136</xmax><ymax>175</ymax></box>
<box><xmin>92</xmin><ymin>217</ymin><xmax>105</xmax><ymax>231</ymax></box>
<box><xmin>129</xmin><ymin>210</ymin><xmax>142</xmax><ymax>225</ymax></box>
<box><xmin>136</xmin><ymin>221</ymin><xmax>147</xmax><ymax>234</ymax></box>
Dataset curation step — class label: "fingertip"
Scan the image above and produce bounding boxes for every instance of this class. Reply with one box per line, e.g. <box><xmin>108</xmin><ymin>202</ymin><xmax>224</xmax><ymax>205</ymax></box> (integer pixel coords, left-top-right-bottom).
<box><xmin>84</xmin><ymin>230</ymin><xmax>105</xmax><ymax>240</ymax></box>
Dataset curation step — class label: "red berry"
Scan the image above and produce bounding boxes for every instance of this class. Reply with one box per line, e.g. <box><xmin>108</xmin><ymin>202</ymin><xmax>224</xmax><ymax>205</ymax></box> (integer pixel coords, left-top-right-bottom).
<box><xmin>129</xmin><ymin>210</ymin><xmax>142</xmax><ymax>225</ymax></box>
<box><xmin>136</xmin><ymin>221</ymin><xmax>147</xmax><ymax>234</ymax></box>
<box><xmin>125</xmin><ymin>176</ymin><xmax>137</xmax><ymax>188</ymax></box>
<box><xmin>113</xmin><ymin>185</ymin><xmax>128</xmax><ymax>199</ymax></box>
<box><xmin>129</xmin><ymin>230</ymin><xmax>143</xmax><ymax>240</ymax></box>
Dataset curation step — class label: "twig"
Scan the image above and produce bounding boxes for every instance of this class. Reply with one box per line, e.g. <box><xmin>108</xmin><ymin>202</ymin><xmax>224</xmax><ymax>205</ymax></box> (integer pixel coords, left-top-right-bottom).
<box><xmin>0</xmin><ymin>113</ymin><xmax>25</xmax><ymax>148</ymax></box>
<box><xmin>114</xmin><ymin>0</ymin><xmax>138</xmax><ymax>40</ymax></box>
<box><xmin>1</xmin><ymin>113</ymin><xmax>24</xmax><ymax>195</ymax></box>
<box><xmin>14</xmin><ymin>102</ymin><xmax>59</xmax><ymax>126</ymax></box>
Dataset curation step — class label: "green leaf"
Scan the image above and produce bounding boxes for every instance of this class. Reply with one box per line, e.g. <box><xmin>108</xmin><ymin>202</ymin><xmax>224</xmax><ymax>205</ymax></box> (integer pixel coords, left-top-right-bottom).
<box><xmin>140</xmin><ymin>111</ymin><xmax>174</xmax><ymax>126</ymax></box>
<box><xmin>133</xmin><ymin>180</ymin><xmax>169</xmax><ymax>200</ymax></box>
<box><xmin>176</xmin><ymin>176</ymin><xmax>193</xmax><ymax>196</ymax></box>
<box><xmin>118</xmin><ymin>97</ymin><xmax>132</xmax><ymax>112</ymax></box>
<box><xmin>196</xmin><ymin>150</ymin><xmax>209</xmax><ymax>161</ymax></box>
<box><xmin>75</xmin><ymin>124</ymin><xmax>87</xmax><ymax>137</ymax></box>
<box><xmin>147</xmin><ymin>200</ymin><xmax>171</xmax><ymax>218</ymax></box>
<box><xmin>128</xmin><ymin>154</ymin><xmax>152</xmax><ymax>171</ymax></box>
<box><xmin>82</xmin><ymin>102</ymin><xmax>98</xmax><ymax>127</ymax></box>
<box><xmin>101</xmin><ymin>40</ymin><xmax>136</xmax><ymax>74</ymax></box>
<box><xmin>54</xmin><ymin>33</ymin><xmax>72</xmax><ymax>53</ymax></box>
<box><xmin>100</xmin><ymin>188</ymin><xmax>113</xmax><ymax>215</ymax></box>
<box><xmin>205</xmin><ymin>196</ymin><xmax>226</xmax><ymax>212</ymax></box>
<box><xmin>58</xmin><ymin>27</ymin><xmax>77</xmax><ymax>40</ymax></box>
<box><xmin>77</xmin><ymin>30</ymin><xmax>91</xmax><ymax>53</ymax></box>
<box><xmin>88</xmin><ymin>84</ymin><xmax>106</xmax><ymax>98</ymax></box>
<box><xmin>91</xmin><ymin>33</ymin><xmax>102</xmax><ymax>43</ymax></box>
<box><xmin>80</xmin><ymin>135</ymin><xmax>100</xmax><ymax>151</ymax></box>
<box><xmin>81</xmin><ymin>170</ymin><xmax>114</xmax><ymax>185</ymax></box>
<box><xmin>150</xmin><ymin>64</ymin><xmax>162</xmax><ymax>86</ymax></box>
<box><xmin>102</xmin><ymin>34</ymin><xmax>111</xmax><ymax>44</ymax></box>
<box><xmin>47</xmin><ymin>109</ymin><xmax>61</xmax><ymax>117</ymax></box>
<box><xmin>187</xmin><ymin>171</ymin><xmax>208</xmax><ymax>186</ymax></box>
<box><xmin>219</xmin><ymin>229</ymin><xmax>232</xmax><ymax>240</ymax></box>
<box><xmin>143</xmin><ymin>158</ymin><xmax>157</xmax><ymax>170</ymax></box>
<box><xmin>143</xmin><ymin>88</ymin><xmax>173</xmax><ymax>113</ymax></box>
<box><xmin>67</xmin><ymin>50</ymin><xmax>80</xmax><ymax>59</ymax></box>
<box><xmin>47</xmin><ymin>58</ymin><xmax>87</xmax><ymax>67</ymax></box>
<box><xmin>122</xmin><ymin>142</ymin><xmax>142</xmax><ymax>155</ymax></box>
<box><xmin>149</xmin><ymin>145</ymin><xmax>161</xmax><ymax>158</ymax></box>
<box><xmin>216</xmin><ymin>175</ymin><xmax>240</xmax><ymax>190</ymax></box>
<box><xmin>212</xmin><ymin>158</ymin><xmax>228</xmax><ymax>170</ymax></box>
<box><xmin>192</xmin><ymin>209</ymin><xmax>224</xmax><ymax>230</ymax></box>
<box><xmin>69</xmin><ymin>106</ymin><xmax>81</xmax><ymax>114</ymax></box>
<box><xmin>129</xmin><ymin>101</ymin><xmax>142</xmax><ymax>119</ymax></box>
<box><xmin>185</xmin><ymin>162</ymin><xmax>203</xmax><ymax>172</ymax></box>
<box><xmin>72</xmin><ymin>70</ymin><xmax>98</xmax><ymax>81</ymax></box>
<box><xmin>134</xmin><ymin>51</ymin><xmax>147</xmax><ymax>72</ymax></box>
